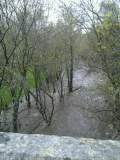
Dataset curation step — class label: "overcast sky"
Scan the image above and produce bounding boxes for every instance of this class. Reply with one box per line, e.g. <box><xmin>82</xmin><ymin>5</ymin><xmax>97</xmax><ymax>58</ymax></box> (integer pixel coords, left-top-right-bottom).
<box><xmin>48</xmin><ymin>0</ymin><xmax>102</xmax><ymax>23</ymax></box>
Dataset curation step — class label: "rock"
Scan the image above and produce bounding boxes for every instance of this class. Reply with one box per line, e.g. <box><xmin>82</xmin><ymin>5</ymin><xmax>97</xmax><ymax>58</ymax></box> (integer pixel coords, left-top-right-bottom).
<box><xmin>0</xmin><ymin>133</ymin><xmax>10</xmax><ymax>144</ymax></box>
<box><xmin>0</xmin><ymin>132</ymin><xmax>120</xmax><ymax>160</ymax></box>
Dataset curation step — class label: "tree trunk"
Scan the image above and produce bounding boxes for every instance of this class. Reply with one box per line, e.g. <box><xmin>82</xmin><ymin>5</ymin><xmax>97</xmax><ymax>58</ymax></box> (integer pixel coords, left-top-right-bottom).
<box><xmin>114</xmin><ymin>91</ymin><xmax>120</xmax><ymax>112</ymax></box>
<box><xmin>69</xmin><ymin>44</ymin><xmax>73</xmax><ymax>92</ymax></box>
<box><xmin>13</xmin><ymin>101</ymin><xmax>19</xmax><ymax>132</ymax></box>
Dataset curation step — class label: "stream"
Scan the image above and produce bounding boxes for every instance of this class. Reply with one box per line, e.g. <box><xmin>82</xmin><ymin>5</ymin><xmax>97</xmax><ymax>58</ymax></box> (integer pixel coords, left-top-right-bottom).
<box><xmin>32</xmin><ymin>64</ymin><xmax>113</xmax><ymax>139</ymax></box>
<box><xmin>1</xmin><ymin>63</ymin><xmax>114</xmax><ymax>139</ymax></box>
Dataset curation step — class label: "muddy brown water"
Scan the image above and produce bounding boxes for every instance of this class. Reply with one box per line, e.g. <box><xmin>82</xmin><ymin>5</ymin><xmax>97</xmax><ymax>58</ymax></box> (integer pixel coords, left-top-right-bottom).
<box><xmin>17</xmin><ymin>64</ymin><xmax>114</xmax><ymax>139</ymax></box>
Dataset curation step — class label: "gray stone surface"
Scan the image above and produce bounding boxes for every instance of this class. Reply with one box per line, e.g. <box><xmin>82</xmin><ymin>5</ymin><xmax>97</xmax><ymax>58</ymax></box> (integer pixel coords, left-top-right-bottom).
<box><xmin>0</xmin><ymin>132</ymin><xmax>120</xmax><ymax>160</ymax></box>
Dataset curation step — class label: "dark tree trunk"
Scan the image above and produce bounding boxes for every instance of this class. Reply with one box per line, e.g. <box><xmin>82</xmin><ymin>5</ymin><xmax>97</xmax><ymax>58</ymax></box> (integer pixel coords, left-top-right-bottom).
<box><xmin>114</xmin><ymin>91</ymin><xmax>120</xmax><ymax>112</ymax></box>
<box><xmin>69</xmin><ymin>44</ymin><xmax>73</xmax><ymax>92</ymax></box>
<box><xmin>13</xmin><ymin>101</ymin><xmax>19</xmax><ymax>132</ymax></box>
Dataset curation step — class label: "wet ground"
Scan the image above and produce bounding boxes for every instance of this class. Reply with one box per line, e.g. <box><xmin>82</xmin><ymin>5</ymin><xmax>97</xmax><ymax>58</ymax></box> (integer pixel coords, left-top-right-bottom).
<box><xmin>2</xmin><ymin>64</ymin><xmax>114</xmax><ymax>139</ymax></box>
<box><xmin>28</xmin><ymin>64</ymin><xmax>113</xmax><ymax>139</ymax></box>
<box><xmin>1</xmin><ymin>63</ymin><xmax>114</xmax><ymax>139</ymax></box>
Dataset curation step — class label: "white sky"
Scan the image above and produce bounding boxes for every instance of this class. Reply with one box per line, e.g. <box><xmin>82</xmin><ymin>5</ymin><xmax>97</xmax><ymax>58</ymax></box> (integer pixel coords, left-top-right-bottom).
<box><xmin>48</xmin><ymin>0</ymin><xmax>102</xmax><ymax>23</ymax></box>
